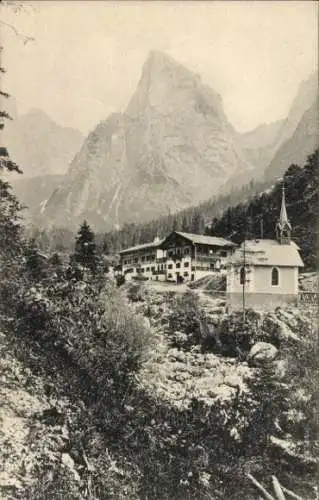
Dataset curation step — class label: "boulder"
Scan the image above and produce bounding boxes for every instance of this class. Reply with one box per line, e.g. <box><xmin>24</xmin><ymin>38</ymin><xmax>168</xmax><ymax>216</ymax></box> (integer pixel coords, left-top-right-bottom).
<box><xmin>61</xmin><ymin>453</ymin><xmax>81</xmax><ymax>482</ymax></box>
<box><xmin>248</xmin><ymin>342</ymin><xmax>278</xmax><ymax>366</ymax></box>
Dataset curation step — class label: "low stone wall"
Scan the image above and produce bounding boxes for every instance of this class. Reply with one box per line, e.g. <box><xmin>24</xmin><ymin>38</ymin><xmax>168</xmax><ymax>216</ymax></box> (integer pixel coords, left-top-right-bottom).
<box><xmin>226</xmin><ymin>292</ymin><xmax>298</xmax><ymax>310</ymax></box>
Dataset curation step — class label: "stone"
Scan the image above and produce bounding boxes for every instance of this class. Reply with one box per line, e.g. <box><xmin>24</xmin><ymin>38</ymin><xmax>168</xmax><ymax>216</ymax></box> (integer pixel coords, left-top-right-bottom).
<box><xmin>273</xmin><ymin>359</ymin><xmax>288</xmax><ymax>379</ymax></box>
<box><xmin>61</xmin><ymin>453</ymin><xmax>81</xmax><ymax>482</ymax></box>
<box><xmin>248</xmin><ymin>342</ymin><xmax>278</xmax><ymax>366</ymax></box>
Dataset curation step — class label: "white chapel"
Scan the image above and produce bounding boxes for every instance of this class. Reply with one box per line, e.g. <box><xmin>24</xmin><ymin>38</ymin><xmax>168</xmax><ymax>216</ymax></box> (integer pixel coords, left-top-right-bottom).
<box><xmin>226</xmin><ymin>187</ymin><xmax>304</xmax><ymax>310</ymax></box>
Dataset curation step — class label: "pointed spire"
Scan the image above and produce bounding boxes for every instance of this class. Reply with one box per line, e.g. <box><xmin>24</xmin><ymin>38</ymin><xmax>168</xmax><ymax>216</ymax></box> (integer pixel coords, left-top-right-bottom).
<box><xmin>278</xmin><ymin>185</ymin><xmax>292</xmax><ymax>231</ymax></box>
<box><xmin>276</xmin><ymin>184</ymin><xmax>292</xmax><ymax>244</ymax></box>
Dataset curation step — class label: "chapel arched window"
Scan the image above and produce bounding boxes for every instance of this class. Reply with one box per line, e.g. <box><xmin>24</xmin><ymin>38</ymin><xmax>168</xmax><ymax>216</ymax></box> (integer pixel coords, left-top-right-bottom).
<box><xmin>271</xmin><ymin>267</ymin><xmax>279</xmax><ymax>286</ymax></box>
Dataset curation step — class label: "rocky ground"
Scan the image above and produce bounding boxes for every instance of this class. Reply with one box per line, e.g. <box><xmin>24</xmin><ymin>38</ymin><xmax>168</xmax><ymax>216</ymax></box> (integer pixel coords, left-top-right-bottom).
<box><xmin>0</xmin><ymin>329</ymin><xmax>75</xmax><ymax>498</ymax></box>
<box><xmin>138</xmin><ymin>343</ymin><xmax>253</xmax><ymax>409</ymax></box>
<box><xmin>0</xmin><ymin>326</ymin><xmax>139</xmax><ymax>500</ymax></box>
<box><xmin>299</xmin><ymin>271</ymin><xmax>318</xmax><ymax>292</ymax></box>
<box><xmin>134</xmin><ymin>282</ymin><xmax>315</xmax><ymax>409</ymax></box>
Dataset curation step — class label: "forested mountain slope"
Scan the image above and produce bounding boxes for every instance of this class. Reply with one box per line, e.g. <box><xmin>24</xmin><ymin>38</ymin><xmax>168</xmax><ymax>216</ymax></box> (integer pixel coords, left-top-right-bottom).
<box><xmin>101</xmin><ymin>151</ymin><xmax>317</xmax><ymax>270</ymax></box>
<box><xmin>210</xmin><ymin>150</ymin><xmax>318</xmax><ymax>269</ymax></box>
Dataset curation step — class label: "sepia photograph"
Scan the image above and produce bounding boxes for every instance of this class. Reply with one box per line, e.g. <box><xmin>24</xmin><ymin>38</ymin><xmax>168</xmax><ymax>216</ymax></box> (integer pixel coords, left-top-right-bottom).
<box><xmin>0</xmin><ymin>1</ymin><xmax>318</xmax><ymax>498</ymax></box>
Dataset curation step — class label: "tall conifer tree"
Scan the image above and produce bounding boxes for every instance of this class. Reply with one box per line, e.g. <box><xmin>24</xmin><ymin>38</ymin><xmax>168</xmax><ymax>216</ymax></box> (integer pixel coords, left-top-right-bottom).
<box><xmin>71</xmin><ymin>220</ymin><xmax>99</xmax><ymax>273</ymax></box>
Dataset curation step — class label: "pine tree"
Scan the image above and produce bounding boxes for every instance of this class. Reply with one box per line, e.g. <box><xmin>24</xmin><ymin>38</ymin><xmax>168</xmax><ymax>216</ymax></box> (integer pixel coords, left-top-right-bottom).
<box><xmin>0</xmin><ymin>47</ymin><xmax>22</xmax><ymax>173</ymax></box>
<box><xmin>172</xmin><ymin>216</ymin><xmax>179</xmax><ymax>231</ymax></box>
<box><xmin>101</xmin><ymin>234</ymin><xmax>109</xmax><ymax>255</ymax></box>
<box><xmin>70</xmin><ymin>220</ymin><xmax>99</xmax><ymax>274</ymax></box>
<box><xmin>0</xmin><ymin>179</ymin><xmax>24</xmax><ymax>260</ymax></box>
<box><xmin>0</xmin><ymin>47</ymin><xmax>24</xmax><ymax>255</ymax></box>
<box><xmin>49</xmin><ymin>252</ymin><xmax>62</xmax><ymax>267</ymax></box>
<box><xmin>24</xmin><ymin>238</ymin><xmax>48</xmax><ymax>281</ymax></box>
<box><xmin>181</xmin><ymin>214</ymin><xmax>188</xmax><ymax>232</ymax></box>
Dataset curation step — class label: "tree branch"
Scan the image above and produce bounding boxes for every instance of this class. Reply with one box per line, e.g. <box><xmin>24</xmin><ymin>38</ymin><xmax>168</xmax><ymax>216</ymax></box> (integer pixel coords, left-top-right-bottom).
<box><xmin>0</xmin><ymin>19</ymin><xmax>35</xmax><ymax>45</ymax></box>
<box><xmin>247</xmin><ymin>474</ymin><xmax>276</xmax><ymax>500</ymax></box>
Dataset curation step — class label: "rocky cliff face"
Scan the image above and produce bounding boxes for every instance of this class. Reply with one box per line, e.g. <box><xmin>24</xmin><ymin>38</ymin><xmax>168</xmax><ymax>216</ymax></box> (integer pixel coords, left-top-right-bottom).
<box><xmin>272</xmin><ymin>72</ymin><xmax>318</xmax><ymax>154</ymax></box>
<box><xmin>43</xmin><ymin>51</ymin><xmax>252</xmax><ymax>230</ymax></box>
<box><xmin>10</xmin><ymin>174</ymin><xmax>64</xmax><ymax>223</ymax></box>
<box><xmin>238</xmin><ymin>119</ymin><xmax>284</xmax><ymax>171</ymax></box>
<box><xmin>264</xmin><ymin>97</ymin><xmax>319</xmax><ymax>181</ymax></box>
<box><xmin>261</xmin><ymin>72</ymin><xmax>318</xmax><ymax>181</ymax></box>
<box><xmin>221</xmin><ymin>71</ymin><xmax>318</xmax><ymax>192</ymax></box>
<box><xmin>3</xmin><ymin>108</ymin><xmax>84</xmax><ymax>178</ymax></box>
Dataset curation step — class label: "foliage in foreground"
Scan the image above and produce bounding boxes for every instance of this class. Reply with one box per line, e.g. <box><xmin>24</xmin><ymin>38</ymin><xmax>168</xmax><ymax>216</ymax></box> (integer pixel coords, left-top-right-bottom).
<box><xmin>0</xmin><ymin>176</ymin><xmax>317</xmax><ymax>499</ymax></box>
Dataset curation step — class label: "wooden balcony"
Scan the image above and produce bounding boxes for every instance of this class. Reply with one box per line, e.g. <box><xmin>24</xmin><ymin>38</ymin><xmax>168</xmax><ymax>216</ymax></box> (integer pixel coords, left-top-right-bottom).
<box><xmin>196</xmin><ymin>255</ymin><xmax>218</xmax><ymax>262</ymax></box>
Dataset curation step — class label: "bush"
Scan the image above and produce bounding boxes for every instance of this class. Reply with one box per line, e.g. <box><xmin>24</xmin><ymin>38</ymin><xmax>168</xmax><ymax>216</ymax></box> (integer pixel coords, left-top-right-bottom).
<box><xmin>116</xmin><ymin>274</ymin><xmax>125</xmax><ymax>287</ymax></box>
<box><xmin>126</xmin><ymin>281</ymin><xmax>145</xmax><ymax>302</ymax></box>
<box><xmin>166</xmin><ymin>291</ymin><xmax>209</xmax><ymax>349</ymax></box>
<box><xmin>9</xmin><ymin>269</ymin><xmax>153</xmax><ymax>396</ymax></box>
<box><xmin>204</xmin><ymin>309</ymin><xmax>282</xmax><ymax>358</ymax></box>
<box><xmin>215</xmin><ymin>310</ymin><xmax>259</xmax><ymax>357</ymax></box>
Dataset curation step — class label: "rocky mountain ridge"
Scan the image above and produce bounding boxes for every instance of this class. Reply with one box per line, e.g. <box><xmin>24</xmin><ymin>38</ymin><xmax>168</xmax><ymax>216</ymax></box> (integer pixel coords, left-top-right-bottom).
<box><xmin>264</xmin><ymin>96</ymin><xmax>319</xmax><ymax>181</ymax></box>
<box><xmin>222</xmin><ymin>71</ymin><xmax>318</xmax><ymax>192</ymax></box>
<box><xmin>272</xmin><ymin>72</ymin><xmax>318</xmax><ymax>154</ymax></box>
<box><xmin>41</xmin><ymin>51</ymin><xmax>253</xmax><ymax>230</ymax></box>
<box><xmin>3</xmin><ymin>108</ymin><xmax>84</xmax><ymax>179</ymax></box>
<box><xmin>6</xmin><ymin>54</ymin><xmax>317</xmax><ymax>232</ymax></box>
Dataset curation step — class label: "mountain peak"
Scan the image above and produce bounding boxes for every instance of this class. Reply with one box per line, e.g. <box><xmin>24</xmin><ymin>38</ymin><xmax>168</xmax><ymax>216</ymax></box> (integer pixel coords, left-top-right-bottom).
<box><xmin>143</xmin><ymin>50</ymin><xmax>200</xmax><ymax>80</ymax></box>
<box><xmin>43</xmin><ymin>52</ymin><xmax>251</xmax><ymax>230</ymax></box>
<box><xmin>126</xmin><ymin>50</ymin><xmax>204</xmax><ymax>116</ymax></box>
<box><xmin>145</xmin><ymin>50</ymin><xmax>184</xmax><ymax>68</ymax></box>
<box><xmin>26</xmin><ymin>108</ymin><xmax>52</xmax><ymax>119</ymax></box>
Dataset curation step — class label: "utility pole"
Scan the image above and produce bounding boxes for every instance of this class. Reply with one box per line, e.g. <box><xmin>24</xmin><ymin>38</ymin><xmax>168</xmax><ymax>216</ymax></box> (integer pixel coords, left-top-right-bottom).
<box><xmin>243</xmin><ymin>237</ymin><xmax>246</xmax><ymax>324</ymax></box>
<box><xmin>242</xmin><ymin>207</ymin><xmax>247</xmax><ymax>324</ymax></box>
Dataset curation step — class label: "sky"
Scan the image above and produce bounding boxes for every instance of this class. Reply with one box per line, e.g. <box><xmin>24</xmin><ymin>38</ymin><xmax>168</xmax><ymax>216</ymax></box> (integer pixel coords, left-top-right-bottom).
<box><xmin>1</xmin><ymin>1</ymin><xmax>318</xmax><ymax>134</ymax></box>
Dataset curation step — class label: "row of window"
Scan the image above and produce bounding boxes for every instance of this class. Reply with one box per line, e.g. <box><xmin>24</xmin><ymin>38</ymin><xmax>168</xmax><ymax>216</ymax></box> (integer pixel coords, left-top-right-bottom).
<box><xmin>167</xmin><ymin>247</ymin><xmax>228</xmax><ymax>257</ymax></box>
<box><xmin>125</xmin><ymin>265</ymin><xmax>218</xmax><ymax>276</ymax></box>
<box><xmin>123</xmin><ymin>255</ymin><xmax>156</xmax><ymax>265</ymax></box>
<box><xmin>138</xmin><ymin>266</ymin><xmax>156</xmax><ymax>273</ymax></box>
<box><xmin>239</xmin><ymin>267</ymin><xmax>279</xmax><ymax>286</ymax></box>
<box><xmin>125</xmin><ymin>266</ymin><xmax>165</xmax><ymax>274</ymax></box>
<box><xmin>168</xmin><ymin>271</ymin><xmax>190</xmax><ymax>279</ymax></box>
<box><xmin>123</xmin><ymin>248</ymin><xmax>229</xmax><ymax>266</ymax></box>
<box><xmin>167</xmin><ymin>262</ymin><xmax>189</xmax><ymax>270</ymax></box>
<box><xmin>167</xmin><ymin>248</ymin><xmax>190</xmax><ymax>258</ymax></box>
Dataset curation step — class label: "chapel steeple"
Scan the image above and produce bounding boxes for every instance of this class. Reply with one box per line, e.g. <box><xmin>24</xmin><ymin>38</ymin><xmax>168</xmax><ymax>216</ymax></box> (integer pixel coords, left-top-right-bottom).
<box><xmin>275</xmin><ymin>185</ymin><xmax>292</xmax><ymax>245</ymax></box>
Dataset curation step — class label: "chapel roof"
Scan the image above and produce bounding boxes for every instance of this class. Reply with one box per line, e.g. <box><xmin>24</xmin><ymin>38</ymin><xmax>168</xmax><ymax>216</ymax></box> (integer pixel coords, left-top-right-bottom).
<box><xmin>231</xmin><ymin>239</ymin><xmax>304</xmax><ymax>267</ymax></box>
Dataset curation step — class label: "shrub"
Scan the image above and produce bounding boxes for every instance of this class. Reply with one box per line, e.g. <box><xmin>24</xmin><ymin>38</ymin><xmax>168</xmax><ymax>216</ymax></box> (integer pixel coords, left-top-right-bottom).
<box><xmin>166</xmin><ymin>290</ymin><xmax>208</xmax><ymax>349</ymax></box>
<box><xmin>216</xmin><ymin>310</ymin><xmax>258</xmax><ymax>357</ymax></box>
<box><xmin>116</xmin><ymin>274</ymin><xmax>125</xmax><ymax>287</ymax></box>
<box><xmin>9</xmin><ymin>269</ymin><xmax>153</xmax><ymax>398</ymax></box>
<box><xmin>202</xmin><ymin>309</ymin><xmax>279</xmax><ymax>358</ymax></box>
<box><xmin>126</xmin><ymin>281</ymin><xmax>145</xmax><ymax>302</ymax></box>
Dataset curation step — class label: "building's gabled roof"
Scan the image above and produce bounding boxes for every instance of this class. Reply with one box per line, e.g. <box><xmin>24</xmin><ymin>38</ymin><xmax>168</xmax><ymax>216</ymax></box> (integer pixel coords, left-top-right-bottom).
<box><xmin>119</xmin><ymin>238</ymin><xmax>165</xmax><ymax>255</ymax></box>
<box><xmin>231</xmin><ymin>239</ymin><xmax>304</xmax><ymax>267</ymax></box>
<box><xmin>172</xmin><ymin>231</ymin><xmax>236</xmax><ymax>247</ymax></box>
